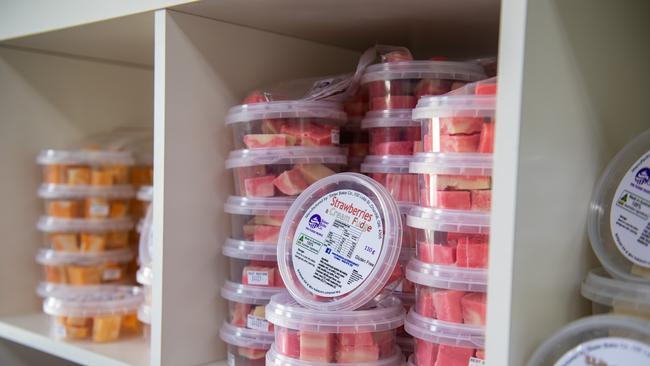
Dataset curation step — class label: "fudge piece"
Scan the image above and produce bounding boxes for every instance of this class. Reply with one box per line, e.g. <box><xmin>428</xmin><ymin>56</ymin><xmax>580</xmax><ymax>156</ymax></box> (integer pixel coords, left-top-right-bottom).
<box><xmin>440</xmin><ymin>134</ymin><xmax>480</xmax><ymax>153</ymax></box>
<box><xmin>435</xmin><ymin>175</ymin><xmax>491</xmax><ymax>191</ymax></box>
<box><xmin>418</xmin><ymin>242</ymin><xmax>456</xmax><ymax>265</ymax></box>
<box><xmin>300</xmin><ymin>332</ymin><xmax>334</xmax><ymax>362</ymax></box>
<box><xmin>121</xmin><ymin>313</ymin><xmax>141</xmax><ymax>334</ymax></box>
<box><xmin>48</xmin><ymin>200</ymin><xmax>81</xmax><ymax>218</ymax></box>
<box><xmin>436</xmin><ymin>191</ymin><xmax>471</xmax><ymax>210</ymax></box>
<box><xmin>273</xmin><ymin>169</ymin><xmax>309</xmax><ymax>196</ymax></box>
<box><xmin>253</xmin><ymin>214</ymin><xmax>284</xmax><ymax>226</ymax></box>
<box><xmin>109</xmin><ymin>201</ymin><xmax>129</xmax><ymax>218</ymax></box>
<box><xmin>45</xmin><ymin>265</ymin><xmax>67</xmax><ymax>283</ymax></box>
<box><xmin>91</xmin><ymin>170</ymin><xmax>114</xmax><ymax>186</ymax></box>
<box><xmin>67</xmin><ymin>167</ymin><xmax>91</xmax><ymax>185</ymax></box>
<box><xmin>439</xmin><ymin>117</ymin><xmax>484</xmax><ymax>135</ymax></box>
<box><xmin>44</xmin><ymin>165</ymin><xmax>63</xmax><ymax>184</ymax></box>
<box><xmin>433</xmin><ymin>290</ymin><xmax>466</xmax><ymax>323</ymax></box>
<box><xmin>277</xmin><ymin>327</ymin><xmax>300</xmax><ymax>358</ymax></box>
<box><xmin>107</xmin><ymin>231</ymin><xmax>129</xmax><ymax>249</ymax></box>
<box><xmin>471</xmin><ymin>190</ymin><xmax>492</xmax><ymax>211</ymax></box>
<box><xmin>338</xmin><ymin>332</ymin><xmax>375</xmax><ymax>346</ymax></box>
<box><xmin>238</xmin><ymin>347</ymin><xmax>267</xmax><ymax>360</ymax></box>
<box><xmin>434</xmin><ymin>345</ymin><xmax>474</xmax><ymax>366</ymax></box>
<box><xmin>231</xmin><ymin>302</ymin><xmax>251</xmax><ymax>327</ymax></box>
<box><xmin>369</xmin><ymin>127</ymin><xmax>401</xmax><ymax>143</ymax></box>
<box><xmin>244</xmin><ymin>175</ymin><xmax>276</xmax><ymax>197</ymax></box>
<box><xmin>416</xmin><ymin>287</ymin><xmax>437</xmax><ymax>318</ymax></box>
<box><xmin>243</xmin><ymin>134</ymin><xmax>288</xmax><ymax>148</ymax></box>
<box><xmin>415</xmin><ymin>338</ymin><xmax>438</xmax><ymax>366</ymax></box>
<box><xmin>456</xmin><ymin>241</ymin><xmax>489</xmax><ymax>268</ymax></box>
<box><xmin>80</xmin><ymin>234</ymin><xmax>107</xmax><ymax>252</ymax></box>
<box><xmin>247</xmin><ymin>305</ymin><xmax>270</xmax><ymax>331</ymax></box>
<box><xmin>261</xmin><ymin>119</ymin><xmax>287</xmax><ymax>134</ymax></box>
<box><xmin>371</xmin><ymin>96</ymin><xmax>417</xmax><ymax>110</ymax></box>
<box><xmin>461</xmin><ymin>293</ymin><xmax>487</xmax><ymax>326</ymax></box>
<box><xmin>297</xmin><ymin>164</ymin><xmax>335</xmax><ymax>185</ymax></box>
<box><xmin>253</xmin><ymin>225</ymin><xmax>280</xmax><ymax>243</ymax></box>
<box><xmin>67</xmin><ymin>266</ymin><xmax>102</xmax><ymax>285</ymax></box>
<box><xmin>335</xmin><ymin>345</ymin><xmax>380</xmax><ymax>363</ymax></box>
<box><xmin>243</xmin><ymin>224</ymin><xmax>256</xmax><ymax>241</ymax></box>
<box><xmin>92</xmin><ymin>315</ymin><xmax>122</xmax><ymax>342</ymax></box>
<box><xmin>51</xmin><ymin>233</ymin><xmax>79</xmax><ymax>251</ymax></box>
<box><xmin>477</xmin><ymin>121</ymin><xmax>495</xmax><ymax>153</ymax></box>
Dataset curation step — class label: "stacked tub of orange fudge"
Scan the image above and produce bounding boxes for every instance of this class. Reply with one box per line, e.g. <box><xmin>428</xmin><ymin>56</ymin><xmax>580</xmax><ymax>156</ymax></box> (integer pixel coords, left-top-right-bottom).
<box><xmin>397</xmin><ymin>77</ymin><xmax>497</xmax><ymax>366</ymax></box>
<box><xmin>219</xmin><ymin>92</ymin><xmax>348</xmax><ymax>365</ymax></box>
<box><xmin>36</xmin><ymin>148</ymin><xmax>144</xmax><ymax>343</ymax></box>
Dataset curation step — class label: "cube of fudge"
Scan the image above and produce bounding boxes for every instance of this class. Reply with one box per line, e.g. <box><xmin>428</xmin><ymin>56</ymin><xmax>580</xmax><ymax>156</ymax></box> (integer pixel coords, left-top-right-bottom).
<box><xmin>253</xmin><ymin>225</ymin><xmax>280</xmax><ymax>243</ymax></box>
<box><xmin>456</xmin><ymin>242</ymin><xmax>489</xmax><ymax>268</ymax></box>
<box><xmin>335</xmin><ymin>345</ymin><xmax>380</xmax><ymax>363</ymax></box>
<box><xmin>85</xmin><ymin>198</ymin><xmax>110</xmax><ymax>218</ymax></box>
<box><xmin>476</xmin><ymin>349</ymin><xmax>486</xmax><ymax>360</ymax></box>
<box><xmin>261</xmin><ymin>118</ymin><xmax>287</xmax><ymax>134</ymax></box>
<box><xmin>243</xmin><ymin>134</ymin><xmax>288</xmax><ymax>148</ymax></box>
<box><xmin>374</xmin><ymin>141</ymin><xmax>414</xmax><ymax>155</ymax></box>
<box><xmin>242</xmin><ymin>266</ymin><xmax>275</xmax><ymax>287</ymax></box>
<box><xmin>44</xmin><ymin>165</ymin><xmax>63</xmax><ymax>184</ymax></box>
<box><xmin>338</xmin><ymin>332</ymin><xmax>375</xmax><ymax>346</ymax></box>
<box><xmin>436</xmin><ymin>191</ymin><xmax>471</xmax><ymax>210</ymax></box>
<box><xmin>244</xmin><ymin>175</ymin><xmax>276</xmax><ymax>197</ymax></box>
<box><xmin>67</xmin><ymin>266</ymin><xmax>102</xmax><ymax>285</ymax></box>
<box><xmin>471</xmin><ymin>190</ymin><xmax>492</xmax><ymax>211</ymax></box>
<box><xmin>439</xmin><ymin>117</ymin><xmax>484</xmax><ymax>135</ymax></box>
<box><xmin>386</xmin><ymin>174</ymin><xmax>418</xmax><ymax>203</ymax></box>
<box><xmin>435</xmin><ymin>175</ymin><xmax>491</xmax><ymax>191</ymax></box>
<box><xmin>416</xmin><ymin>287</ymin><xmax>437</xmax><ymax>318</ymax></box>
<box><xmin>121</xmin><ymin>313</ymin><xmax>141</xmax><ymax>334</ymax></box>
<box><xmin>302</xmin><ymin>127</ymin><xmax>338</xmax><ymax>147</ymax></box>
<box><xmin>253</xmin><ymin>214</ymin><xmax>284</xmax><ymax>226</ymax></box>
<box><xmin>434</xmin><ymin>344</ymin><xmax>474</xmax><ymax>366</ymax></box>
<box><xmin>300</xmin><ymin>332</ymin><xmax>335</xmax><ymax>362</ymax></box>
<box><xmin>92</xmin><ymin>315</ymin><xmax>122</xmax><ymax>342</ymax></box>
<box><xmin>64</xmin><ymin>325</ymin><xmax>90</xmax><ymax>339</ymax></box>
<box><xmin>440</xmin><ymin>134</ymin><xmax>480</xmax><ymax>153</ymax></box>
<box><xmin>461</xmin><ymin>293</ymin><xmax>487</xmax><ymax>326</ymax></box>
<box><xmin>277</xmin><ymin>327</ymin><xmax>300</xmax><ymax>358</ymax></box>
<box><xmin>415</xmin><ymin>338</ymin><xmax>439</xmax><ymax>366</ymax></box>
<box><xmin>51</xmin><ymin>233</ymin><xmax>79</xmax><ymax>251</ymax></box>
<box><xmin>106</xmin><ymin>166</ymin><xmax>129</xmax><ymax>184</ymax></box>
<box><xmin>243</xmin><ymin>90</ymin><xmax>268</xmax><ymax>104</ymax></box>
<box><xmin>109</xmin><ymin>201</ymin><xmax>129</xmax><ymax>218</ymax></box>
<box><xmin>477</xmin><ymin>121</ymin><xmax>495</xmax><ymax>153</ymax></box>
<box><xmin>44</xmin><ymin>265</ymin><xmax>67</xmax><ymax>283</ymax></box>
<box><xmin>231</xmin><ymin>302</ymin><xmax>251</xmax><ymax>327</ymax></box>
<box><xmin>80</xmin><ymin>234</ymin><xmax>107</xmax><ymax>252</ymax></box>
<box><xmin>433</xmin><ymin>290</ymin><xmax>466</xmax><ymax>323</ymax></box>
<box><xmin>91</xmin><ymin>170</ymin><xmax>114</xmax><ymax>186</ymax></box>
<box><xmin>418</xmin><ymin>242</ymin><xmax>456</xmax><ymax>265</ymax></box>
<box><xmin>67</xmin><ymin>167</ymin><xmax>91</xmax><ymax>185</ymax></box>
<box><xmin>273</xmin><ymin>169</ymin><xmax>309</xmax><ymax>196</ymax></box>
<box><xmin>107</xmin><ymin>231</ymin><xmax>129</xmax><ymax>249</ymax></box>
<box><xmin>48</xmin><ymin>200</ymin><xmax>81</xmax><ymax>218</ymax></box>
<box><xmin>66</xmin><ymin>316</ymin><xmax>91</xmax><ymax>327</ymax></box>
<box><xmin>238</xmin><ymin>347</ymin><xmax>267</xmax><ymax>360</ymax></box>
<box><xmin>298</xmin><ymin>164</ymin><xmax>335</xmax><ymax>185</ymax></box>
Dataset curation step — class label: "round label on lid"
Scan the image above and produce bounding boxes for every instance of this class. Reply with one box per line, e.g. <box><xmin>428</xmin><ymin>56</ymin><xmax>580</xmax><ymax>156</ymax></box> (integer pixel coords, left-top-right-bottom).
<box><xmin>290</xmin><ymin>189</ymin><xmax>383</xmax><ymax>298</ymax></box>
<box><xmin>609</xmin><ymin>151</ymin><xmax>650</xmax><ymax>268</ymax></box>
<box><xmin>554</xmin><ymin>337</ymin><xmax>650</xmax><ymax>366</ymax></box>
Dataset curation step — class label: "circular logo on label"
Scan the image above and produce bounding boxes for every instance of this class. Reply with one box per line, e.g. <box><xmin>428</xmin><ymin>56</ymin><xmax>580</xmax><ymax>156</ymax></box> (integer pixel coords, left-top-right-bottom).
<box><xmin>554</xmin><ymin>337</ymin><xmax>650</xmax><ymax>366</ymax></box>
<box><xmin>609</xmin><ymin>151</ymin><xmax>650</xmax><ymax>268</ymax></box>
<box><xmin>290</xmin><ymin>189</ymin><xmax>384</xmax><ymax>298</ymax></box>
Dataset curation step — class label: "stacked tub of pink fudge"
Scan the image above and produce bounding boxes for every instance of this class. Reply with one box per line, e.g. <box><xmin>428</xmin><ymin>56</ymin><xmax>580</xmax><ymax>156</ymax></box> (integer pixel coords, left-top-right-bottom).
<box><xmin>358</xmin><ymin>51</ymin><xmax>489</xmax><ymax>361</ymax></box>
<box><xmin>220</xmin><ymin>91</ymin><xmax>349</xmax><ymax>365</ymax></box>
<box><xmin>401</xmin><ymin>77</ymin><xmax>497</xmax><ymax>366</ymax></box>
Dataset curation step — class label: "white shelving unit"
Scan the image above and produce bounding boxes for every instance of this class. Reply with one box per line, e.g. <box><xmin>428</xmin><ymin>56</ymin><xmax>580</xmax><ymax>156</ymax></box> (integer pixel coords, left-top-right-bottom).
<box><xmin>0</xmin><ymin>0</ymin><xmax>648</xmax><ymax>365</ymax></box>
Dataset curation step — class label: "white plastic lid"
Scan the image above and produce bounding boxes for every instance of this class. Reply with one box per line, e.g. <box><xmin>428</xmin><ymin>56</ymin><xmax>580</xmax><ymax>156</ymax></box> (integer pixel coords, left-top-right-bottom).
<box><xmin>527</xmin><ymin>315</ymin><xmax>650</xmax><ymax>366</ymax></box>
<box><xmin>581</xmin><ymin>268</ymin><xmax>650</xmax><ymax>310</ymax></box>
<box><xmin>219</xmin><ymin>322</ymin><xmax>274</xmax><ymax>350</ymax></box>
<box><xmin>361</xmin><ymin>155</ymin><xmax>413</xmax><ymax>174</ymax></box>
<box><xmin>407</xmin><ymin>206</ymin><xmax>490</xmax><ymax>234</ymax></box>
<box><xmin>412</xmin><ymin>78</ymin><xmax>497</xmax><ymax>120</ymax></box>
<box><xmin>266</xmin><ymin>344</ymin><xmax>404</xmax><ymax>366</ymax></box>
<box><xmin>361</xmin><ymin>60</ymin><xmax>486</xmax><ymax>84</ymax></box>
<box><xmin>137</xmin><ymin>266</ymin><xmax>153</xmax><ymax>286</ymax></box>
<box><xmin>220</xmin><ymin>280</ymin><xmax>286</xmax><ymax>305</ymax></box>
<box><xmin>361</xmin><ymin>109</ymin><xmax>419</xmax><ymax>129</ymax></box>
<box><xmin>277</xmin><ymin>173</ymin><xmax>403</xmax><ymax>311</ymax></box>
<box><xmin>409</xmin><ymin>153</ymin><xmax>492</xmax><ymax>176</ymax></box>
<box><xmin>37</xmin><ymin>216</ymin><xmax>134</xmax><ymax>233</ymax></box>
<box><xmin>36</xmin><ymin>248</ymin><xmax>134</xmax><ymax>265</ymax></box>
<box><xmin>406</xmin><ymin>258</ymin><xmax>487</xmax><ymax>292</ymax></box>
<box><xmin>37</xmin><ymin>149</ymin><xmax>135</xmax><ymax>166</ymax></box>
<box><xmin>404</xmin><ymin>309</ymin><xmax>485</xmax><ymax>349</ymax></box>
<box><xmin>225</xmin><ymin>100</ymin><xmax>347</xmax><ymax>125</ymax></box>
<box><xmin>38</xmin><ymin>184</ymin><xmax>135</xmax><ymax>199</ymax></box>
<box><xmin>223</xmin><ymin>239</ymin><xmax>278</xmax><ymax>261</ymax></box>
<box><xmin>224</xmin><ymin>196</ymin><xmax>295</xmax><ymax>216</ymax></box>
<box><xmin>42</xmin><ymin>286</ymin><xmax>143</xmax><ymax>317</ymax></box>
<box><xmin>137</xmin><ymin>303</ymin><xmax>151</xmax><ymax>324</ymax></box>
<box><xmin>588</xmin><ymin>129</ymin><xmax>650</xmax><ymax>282</ymax></box>
<box><xmin>37</xmin><ymin>283</ymin><xmax>129</xmax><ymax>299</ymax></box>
<box><xmin>137</xmin><ymin>185</ymin><xmax>153</xmax><ymax>202</ymax></box>
<box><xmin>225</xmin><ymin>147</ymin><xmax>347</xmax><ymax>169</ymax></box>
<box><xmin>265</xmin><ymin>292</ymin><xmax>404</xmax><ymax>333</ymax></box>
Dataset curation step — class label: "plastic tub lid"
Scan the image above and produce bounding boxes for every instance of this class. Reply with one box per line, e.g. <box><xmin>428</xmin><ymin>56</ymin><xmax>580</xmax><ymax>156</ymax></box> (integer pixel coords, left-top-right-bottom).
<box><xmin>581</xmin><ymin>267</ymin><xmax>650</xmax><ymax>310</ymax></box>
<box><xmin>406</xmin><ymin>258</ymin><xmax>487</xmax><ymax>292</ymax></box>
<box><xmin>587</xmin><ymin>129</ymin><xmax>650</xmax><ymax>283</ymax></box>
<box><xmin>37</xmin><ymin>283</ymin><xmax>129</xmax><ymax>299</ymax></box>
<box><xmin>407</xmin><ymin>206</ymin><xmax>490</xmax><ymax>234</ymax></box>
<box><xmin>266</xmin><ymin>343</ymin><xmax>404</xmax><ymax>366</ymax></box>
<box><xmin>527</xmin><ymin>315</ymin><xmax>650</xmax><ymax>366</ymax></box>
<box><xmin>409</xmin><ymin>153</ymin><xmax>492</xmax><ymax>176</ymax></box>
<box><xmin>38</xmin><ymin>184</ymin><xmax>135</xmax><ymax>199</ymax></box>
<box><xmin>37</xmin><ymin>216</ymin><xmax>134</xmax><ymax>233</ymax></box>
<box><xmin>412</xmin><ymin>78</ymin><xmax>497</xmax><ymax>119</ymax></box>
<box><xmin>361</xmin><ymin>60</ymin><xmax>486</xmax><ymax>84</ymax></box>
<box><xmin>36</xmin><ymin>248</ymin><xmax>134</xmax><ymax>265</ymax></box>
<box><xmin>138</xmin><ymin>303</ymin><xmax>151</xmax><ymax>324</ymax></box>
<box><xmin>219</xmin><ymin>322</ymin><xmax>274</xmax><ymax>350</ymax></box>
<box><xmin>361</xmin><ymin>109</ymin><xmax>419</xmax><ymax>129</ymax></box>
<box><xmin>266</xmin><ymin>292</ymin><xmax>404</xmax><ymax>333</ymax></box>
<box><xmin>225</xmin><ymin>147</ymin><xmax>347</xmax><ymax>169</ymax></box>
<box><xmin>277</xmin><ymin>173</ymin><xmax>403</xmax><ymax>311</ymax></box>
<box><xmin>404</xmin><ymin>309</ymin><xmax>485</xmax><ymax>349</ymax></box>
<box><xmin>137</xmin><ymin>185</ymin><xmax>153</xmax><ymax>202</ymax></box>
<box><xmin>220</xmin><ymin>280</ymin><xmax>286</xmax><ymax>305</ymax></box>
<box><xmin>225</xmin><ymin>100</ymin><xmax>347</xmax><ymax>125</ymax></box>
<box><xmin>137</xmin><ymin>265</ymin><xmax>153</xmax><ymax>286</ymax></box>
<box><xmin>361</xmin><ymin>155</ymin><xmax>413</xmax><ymax>174</ymax></box>
<box><xmin>42</xmin><ymin>286</ymin><xmax>143</xmax><ymax>317</ymax></box>
<box><xmin>222</xmin><ymin>239</ymin><xmax>278</xmax><ymax>261</ymax></box>
<box><xmin>37</xmin><ymin>149</ymin><xmax>135</xmax><ymax>165</ymax></box>
<box><xmin>224</xmin><ymin>196</ymin><xmax>295</xmax><ymax>216</ymax></box>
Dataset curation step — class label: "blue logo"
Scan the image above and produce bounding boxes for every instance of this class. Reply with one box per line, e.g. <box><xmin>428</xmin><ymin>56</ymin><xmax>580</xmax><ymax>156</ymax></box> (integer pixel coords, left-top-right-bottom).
<box><xmin>635</xmin><ymin>167</ymin><xmax>650</xmax><ymax>185</ymax></box>
<box><xmin>309</xmin><ymin>214</ymin><xmax>322</xmax><ymax>229</ymax></box>
<box><xmin>325</xmin><ymin>248</ymin><xmax>331</xmax><ymax>254</ymax></box>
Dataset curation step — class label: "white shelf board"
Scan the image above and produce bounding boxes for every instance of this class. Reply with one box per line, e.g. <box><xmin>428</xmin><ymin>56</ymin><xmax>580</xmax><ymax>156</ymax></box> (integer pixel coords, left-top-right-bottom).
<box><xmin>0</xmin><ymin>313</ymin><xmax>149</xmax><ymax>366</ymax></box>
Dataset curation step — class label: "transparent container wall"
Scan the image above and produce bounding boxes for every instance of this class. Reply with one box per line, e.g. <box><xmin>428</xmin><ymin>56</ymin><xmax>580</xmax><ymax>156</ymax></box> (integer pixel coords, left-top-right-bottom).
<box><xmin>227</xmin><ymin>299</ymin><xmax>272</xmax><ymax>332</ymax></box>
<box><xmin>229</xmin><ymin>213</ymin><xmax>282</xmax><ymax>243</ymax></box>
<box><xmin>42</xmin><ymin>261</ymin><xmax>131</xmax><ymax>286</ymax></box>
<box><xmin>367</xmin><ymin>126</ymin><xmax>421</xmax><ymax>156</ymax></box>
<box><xmin>414</xmin><ymin>284</ymin><xmax>486</xmax><ymax>326</ymax></box>
<box><xmin>418</xmin><ymin>173</ymin><xmax>492</xmax><ymax>212</ymax></box>
<box><xmin>226</xmin><ymin>343</ymin><xmax>267</xmax><ymax>366</ymax></box>
<box><xmin>42</xmin><ymin>164</ymin><xmax>130</xmax><ymax>186</ymax></box>
<box><xmin>232</xmin><ymin>163</ymin><xmax>343</xmax><ymax>197</ymax></box>
<box><xmin>413</xmin><ymin>338</ymin><xmax>483</xmax><ymax>366</ymax></box>
<box><xmin>231</xmin><ymin>117</ymin><xmax>342</xmax><ymax>150</ymax></box>
<box><xmin>368</xmin><ymin>172</ymin><xmax>418</xmax><ymax>203</ymax></box>
<box><xmin>43</xmin><ymin>230</ymin><xmax>131</xmax><ymax>252</ymax></box>
<box><xmin>415</xmin><ymin>229</ymin><xmax>489</xmax><ymax>269</ymax></box>
<box><xmin>421</xmin><ymin>116</ymin><xmax>495</xmax><ymax>154</ymax></box>
<box><xmin>48</xmin><ymin>311</ymin><xmax>141</xmax><ymax>343</ymax></box>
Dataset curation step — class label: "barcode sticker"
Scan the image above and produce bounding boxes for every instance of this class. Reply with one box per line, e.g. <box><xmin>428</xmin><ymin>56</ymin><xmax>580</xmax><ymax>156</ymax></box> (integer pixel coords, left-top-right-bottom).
<box><xmin>469</xmin><ymin>357</ymin><xmax>485</xmax><ymax>366</ymax></box>
<box><xmin>103</xmin><ymin>268</ymin><xmax>122</xmax><ymax>281</ymax></box>
<box><xmin>246</xmin><ymin>271</ymin><xmax>269</xmax><ymax>286</ymax></box>
<box><xmin>247</xmin><ymin>315</ymin><xmax>270</xmax><ymax>331</ymax></box>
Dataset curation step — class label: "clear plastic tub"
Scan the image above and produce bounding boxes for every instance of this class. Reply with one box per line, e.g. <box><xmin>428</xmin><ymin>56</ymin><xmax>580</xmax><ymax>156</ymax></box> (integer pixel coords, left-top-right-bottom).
<box><xmin>407</xmin><ymin>258</ymin><xmax>487</xmax><ymax>326</ymax></box>
<box><xmin>224</xmin><ymin>196</ymin><xmax>294</xmax><ymax>243</ymax></box>
<box><xmin>43</xmin><ymin>286</ymin><xmax>143</xmax><ymax>342</ymax></box>
<box><xmin>276</xmin><ymin>173</ymin><xmax>403</xmax><ymax>311</ymax></box>
<box><xmin>412</xmin><ymin>78</ymin><xmax>497</xmax><ymax>154</ymax></box>
<box><xmin>221</xmin><ymin>280</ymin><xmax>285</xmax><ymax>331</ymax></box>
<box><xmin>399</xmin><ymin>203</ymin><xmax>417</xmax><ymax>251</ymax></box>
<box><xmin>394</xmin><ymin>246</ymin><xmax>416</xmax><ymax>293</ymax></box>
<box><xmin>137</xmin><ymin>265</ymin><xmax>153</xmax><ymax>306</ymax></box>
<box><xmin>361</xmin><ymin>110</ymin><xmax>420</xmax><ymax>156</ymax></box>
<box><xmin>39</xmin><ymin>184</ymin><xmax>134</xmax><ymax>219</ymax></box>
<box><xmin>138</xmin><ymin>201</ymin><xmax>153</xmax><ymax>267</ymax></box>
<box><xmin>133</xmin><ymin>185</ymin><xmax>153</xmax><ymax>220</ymax></box>
<box><xmin>266</xmin><ymin>344</ymin><xmax>405</xmax><ymax>366</ymax></box>
<box><xmin>223</xmin><ymin>239</ymin><xmax>284</xmax><ymax>288</ymax></box>
<box><xmin>220</xmin><ymin>322</ymin><xmax>274</xmax><ymax>366</ymax></box>
<box><xmin>581</xmin><ymin>268</ymin><xmax>650</xmax><ymax>320</ymax></box>
<box><xmin>409</xmin><ymin>153</ymin><xmax>493</xmax><ymax>211</ymax></box>
<box><xmin>404</xmin><ymin>309</ymin><xmax>485</xmax><ymax>366</ymax></box>
<box><xmin>266</xmin><ymin>292</ymin><xmax>404</xmax><ymax>363</ymax></box>
<box><xmin>587</xmin><ymin>129</ymin><xmax>650</xmax><ymax>283</ymax></box>
<box><xmin>362</xmin><ymin>156</ymin><xmax>417</xmax><ymax>203</ymax></box>
<box><xmin>37</xmin><ymin>216</ymin><xmax>134</xmax><ymax>252</ymax></box>
<box><xmin>225</xmin><ymin>101</ymin><xmax>347</xmax><ymax>150</ymax></box>
<box><xmin>527</xmin><ymin>315</ymin><xmax>650</xmax><ymax>366</ymax></box>
<box><xmin>37</xmin><ymin>149</ymin><xmax>135</xmax><ymax>186</ymax></box>
<box><xmin>137</xmin><ymin>303</ymin><xmax>151</xmax><ymax>341</ymax></box>
<box><xmin>37</xmin><ymin>248</ymin><xmax>134</xmax><ymax>286</ymax></box>
<box><xmin>407</xmin><ymin>206</ymin><xmax>490</xmax><ymax>269</ymax></box>
<box><xmin>226</xmin><ymin>147</ymin><xmax>347</xmax><ymax>197</ymax></box>
<box><xmin>360</xmin><ymin>61</ymin><xmax>486</xmax><ymax>111</ymax></box>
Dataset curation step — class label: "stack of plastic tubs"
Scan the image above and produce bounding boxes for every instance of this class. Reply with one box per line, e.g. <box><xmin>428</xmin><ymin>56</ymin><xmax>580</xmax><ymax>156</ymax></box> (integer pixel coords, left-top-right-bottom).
<box><xmin>136</xmin><ymin>185</ymin><xmax>153</xmax><ymax>339</ymax></box>
<box><xmin>402</xmin><ymin>78</ymin><xmax>496</xmax><ymax>365</ymax></box>
<box><xmin>35</xmin><ymin>148</ymin><xmax>144</xmax><ymax>342</ymax></box>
